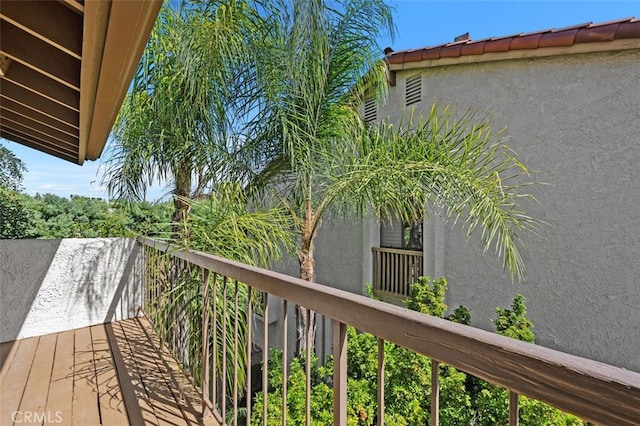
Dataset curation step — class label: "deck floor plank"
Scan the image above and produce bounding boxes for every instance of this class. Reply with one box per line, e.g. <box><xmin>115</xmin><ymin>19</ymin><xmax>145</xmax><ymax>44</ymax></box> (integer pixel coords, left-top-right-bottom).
<box><xmin>72</xmin><ymin>326</ymin><xmax>101</xmax><ymax>425</ymax></box>
<box><xmin>119</xmin><ymin>318</ymin><xmax>191</xmax><ymax>426</ymax></box>
<box><xmin>91</xmin><ymin>324</ymin><xmax>130</xmax><ymax>425</ymax></box>
<box><xmin>16</xmin><ymin>333</ymin><xmax>57</xmax><ymax>420</ymax></box>
<box><xmin>137</xmin><ymin>316</ymin><xmax>202</xmax><ymax>426</ymax></box>
<box><xmin>0</xmin><ymin>319</ymin><xmax>207</xmax><ymax>426</ymax></box>
<box><xmin>110</xmin><ymin>320</ymin><xmax>162</xmax><ymax>426</ymax></box>
<box><xmin>0</xmin><ymin>336</ymin><xmax>38</xmax><ymax>425</ymax></box>
<box><xmin>45</xmin><ymin>329</ymin><xmax>75</xmax><ymax>426</ymax></box>
<box><xmin>0</xmin><ymin>340</ymin><xmax>20</xmax><ymax>382</ymax></box>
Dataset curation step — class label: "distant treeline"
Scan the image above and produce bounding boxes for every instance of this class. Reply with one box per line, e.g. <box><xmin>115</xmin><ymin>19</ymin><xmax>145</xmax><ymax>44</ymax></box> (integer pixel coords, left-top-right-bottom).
<box><xmin>0</xmin><ymin>189</ymin><xmax>172</xmax><ymax>239</ymax></box>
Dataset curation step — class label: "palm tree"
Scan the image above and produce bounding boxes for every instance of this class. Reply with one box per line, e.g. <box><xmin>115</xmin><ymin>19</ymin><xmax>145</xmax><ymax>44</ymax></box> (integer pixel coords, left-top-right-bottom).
<box><xmin>102</xmin><ymin>2</ymin><xmax>257</xmax><ymax>228</ymax></box>
<box><xmin>232</xmin><ymin>0</ymin><xmax>538</xmax><ymax>351</ymax></box>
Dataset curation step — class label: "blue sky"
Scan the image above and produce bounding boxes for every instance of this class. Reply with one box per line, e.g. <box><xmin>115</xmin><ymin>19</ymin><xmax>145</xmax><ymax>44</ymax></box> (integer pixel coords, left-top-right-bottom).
<box><xmin>4</xmin><ymin>0</ymin><xmax>638</xmax><ymax>200</ymax></box>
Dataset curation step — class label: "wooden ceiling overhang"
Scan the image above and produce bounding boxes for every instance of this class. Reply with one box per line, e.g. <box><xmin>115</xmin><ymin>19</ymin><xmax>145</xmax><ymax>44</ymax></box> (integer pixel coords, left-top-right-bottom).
<box><xmin>0</xmin><ymin>0</ymin><xmax>162</xmax><ymax>164</ymax></box>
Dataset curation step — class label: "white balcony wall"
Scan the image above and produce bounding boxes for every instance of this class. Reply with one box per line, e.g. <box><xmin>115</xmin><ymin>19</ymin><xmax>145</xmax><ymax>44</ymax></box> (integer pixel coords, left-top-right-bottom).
<box><xmin>0</xmin><ymin>238</ymin><xmax>142</xmax><ymax>342</ymax></box>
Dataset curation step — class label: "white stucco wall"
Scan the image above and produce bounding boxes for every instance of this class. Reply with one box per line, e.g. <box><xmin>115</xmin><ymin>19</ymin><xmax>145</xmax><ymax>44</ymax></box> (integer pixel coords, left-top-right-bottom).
<box><xmin>369</xmin><ymin>50</ymin><xmax>640</xmax><ymax>372</ymax></box>
<box><xmin>0</xmin><ymin>238</ymin><xmax>142</xmax><ymax>342</ymax></box>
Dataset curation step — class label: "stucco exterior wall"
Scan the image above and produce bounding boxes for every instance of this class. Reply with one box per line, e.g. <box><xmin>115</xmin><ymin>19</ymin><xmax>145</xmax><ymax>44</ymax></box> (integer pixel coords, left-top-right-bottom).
<box><xmin>0</xmin><ymin>238</ymin><xmax>142</xmax><ymax>342</ymax></box>
<box><xmin>374</xmin><ymin>50</ymin><xmax>640</xmax><ymax>371</ymax></box>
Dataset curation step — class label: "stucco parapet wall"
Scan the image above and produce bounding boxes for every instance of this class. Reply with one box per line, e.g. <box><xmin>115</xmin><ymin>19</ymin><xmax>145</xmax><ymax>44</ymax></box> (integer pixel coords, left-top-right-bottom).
<box><xmin>387</xmin><ymin>39</ymin><xmax>640</xmax><ymax>70</ymax></box>
<box><xmin>0</xmin><ymin>238</ymin><xmax>142</xmax><ymax>342</ymax></box>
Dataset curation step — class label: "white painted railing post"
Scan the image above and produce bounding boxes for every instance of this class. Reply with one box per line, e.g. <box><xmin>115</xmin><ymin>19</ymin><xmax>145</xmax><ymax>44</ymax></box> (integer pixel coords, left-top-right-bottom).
<box><xmin>333</xmin><ymin>320</ymin><xmax>347</xmax><ymax>426</ymax></box>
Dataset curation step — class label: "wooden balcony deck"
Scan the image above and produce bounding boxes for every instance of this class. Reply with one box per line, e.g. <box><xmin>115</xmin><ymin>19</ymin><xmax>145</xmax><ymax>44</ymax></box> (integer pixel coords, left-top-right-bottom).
<box><xmin>0</xmin><ymin>317</ymin><xmax>216</xmax><ymax>426</ymax></box>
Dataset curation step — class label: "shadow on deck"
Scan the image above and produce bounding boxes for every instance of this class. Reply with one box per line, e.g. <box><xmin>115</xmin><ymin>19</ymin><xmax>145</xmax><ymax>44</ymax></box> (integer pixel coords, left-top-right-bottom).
<box><xmin>0</xmin><ymin>317</ymin><xmax>219</xmax><ymax>426</ymax></box>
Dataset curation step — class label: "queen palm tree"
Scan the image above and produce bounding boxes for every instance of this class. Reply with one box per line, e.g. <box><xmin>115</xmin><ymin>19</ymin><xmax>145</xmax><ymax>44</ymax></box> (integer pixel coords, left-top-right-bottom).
<box><xmin>233</xmin><ymin>0</ymin><xmax>539</xmax><ymax>351</ymax></box>
<box><xmin>103</xmin><ymin>2</ymin><xmax>259</xmax><ymax>229</ymax></box>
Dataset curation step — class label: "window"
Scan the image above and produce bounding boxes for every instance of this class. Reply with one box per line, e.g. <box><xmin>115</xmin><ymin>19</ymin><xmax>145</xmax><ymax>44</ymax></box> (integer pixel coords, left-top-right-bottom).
<box><xmin>380</xmin><ymin>217</ymin><xmax>423</xmax><ymax>251</ymax></box>
<box><xmin>405</xmin><ymin>74</ymin><xmax>422</xmax><ymax>106</ymax></box>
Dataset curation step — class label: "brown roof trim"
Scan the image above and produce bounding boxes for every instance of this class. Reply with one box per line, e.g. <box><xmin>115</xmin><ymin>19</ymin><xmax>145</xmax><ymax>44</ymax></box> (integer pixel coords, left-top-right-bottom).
<box><xmin>387</xmin><ymin>17</ymin><xmax>640</xmax><ymax>70</ymax></box>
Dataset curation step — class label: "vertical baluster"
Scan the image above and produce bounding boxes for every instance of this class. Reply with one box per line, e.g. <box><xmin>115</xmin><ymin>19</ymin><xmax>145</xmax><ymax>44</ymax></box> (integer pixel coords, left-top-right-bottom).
<box><xmin>305</xmin><ymin>309</ymin><xmax>312</xmax><ymax>426</ymax></box>
<box><xmin>222</xmin><ymin>277</ymin><xmax>228</xmax><ymax>422</ymax></box>
<box><xmin>383</xmin><ymin>252</ymin><xmax>388</xmax><ymax>292</ymax></box>
<box><xmin>282</xmin><ymin>300</ymin><xmax>288</xmax><ymax>426</ymax></box>
<box><xmin>384</xmin><ymin>251</ymin><xmax>388</xmax><ymax>293</ymax></box>
<box><xmin>509</xmin><ymin>391</ymin><xmax>519</xmax><ymax>426</ymax></box>
<box><xmin>374</xmin><ymin>249</ymin><xmax>380</xmax><ymax>291</ymax></box>
<box><xmin>234</xmin><ymin>281</ymin><xmax>239</xmax><ymax>426</ymax></box>
<box><xmin>262</xmin><ymin>293</ymin><xmax>269</xmax><ymax>426</ymax></box>
<box><xmin>377</xmin><ymin>338</ymin><xmax>384</xmax><ymax>426</ymax></box>
<box><xmin>431</xmin><ymin>360</ymin><xmax>439</xmax><ymax>426</ymax></box>
<box><xmin>202</xmin><ymin>269</ymin><xmax>212</xmax><ymax>418</ymax></box>
<box><xmin>212</xmin><ymin>273</ymin><xmax>218</xmax><ymax>413</ymax></box>
<box><xmin>141</xmin><ymin>244</ymin><xmax>146</xmax><ymax>311</ymax></box>
<box><xmin>333</xmin><ymin>320</ymin><xmax>347</xmax><ymax>426</ymax></box>
<box><xmin>398</xmin><ymin>254</ymin><xmax>407</xmax><ymax>296</ymax></box>
<box><xmin>391</xmin><ymin>252</ymin><xmax>395</xmax><ymax>294</ymax></box>
<box><xmin>386</xmin><ymin>251</ymin><xmax>391</xmax><ymax>293</ymax></box>
<box><xmin>246</xmin><ymin>286</ymin><xmax>253</xmax><ymax>426</ymax></box>
<box><xmin>395</xmin><ymin>252</ymin><xmax>400</xmax><ymax>295</ymax></box>
<box><xmin>171</xmin><ymin>256</ymin><xmax>177</xmax><ymax>354</ymax></box>
<box><xmin>372</xmin><ymin>249</ymin><xmax>376</xmax><ymax>291</ymax></box>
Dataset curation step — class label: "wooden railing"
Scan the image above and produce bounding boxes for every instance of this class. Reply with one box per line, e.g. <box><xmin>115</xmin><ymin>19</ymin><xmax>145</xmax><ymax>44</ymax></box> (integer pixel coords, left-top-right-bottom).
<box><xmin>372</xmin><ymin>247</ymin><xmax>423</xmax><ymax>298</ymax></box>
<box><xmin>138</xmin><ymin>237</ymin><xmax>640</xmax><ymax>426</ymax></box>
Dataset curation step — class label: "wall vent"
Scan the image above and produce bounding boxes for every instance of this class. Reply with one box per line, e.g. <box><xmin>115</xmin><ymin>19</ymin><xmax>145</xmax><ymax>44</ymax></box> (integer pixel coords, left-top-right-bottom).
<box><xmin>364</xmin><ymin>97</ymin><xmax>377</xmax><ymax>123</ymax></box>
<box><xmin>405</xmin><ymin>74</ymin><xmax>422</xmax><ymax>106</ymax></box>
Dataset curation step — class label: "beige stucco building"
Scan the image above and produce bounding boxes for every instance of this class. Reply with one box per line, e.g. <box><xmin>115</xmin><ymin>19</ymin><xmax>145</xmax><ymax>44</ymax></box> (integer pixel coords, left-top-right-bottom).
<box><xmin>307</xmin><ymin>18</ymin><xmax>640</xmax><ymax>372</ymax></box>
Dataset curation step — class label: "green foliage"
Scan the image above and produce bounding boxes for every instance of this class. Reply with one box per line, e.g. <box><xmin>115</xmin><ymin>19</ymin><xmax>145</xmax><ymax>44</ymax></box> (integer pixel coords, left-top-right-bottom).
<box><xmin>0</xmin><ymin>187</ymin><xmax>33</xmax><ymax>239</ymax></box>
<box><xmin>180</xmin><ymin>182</ymin><xmax>294</xmax><ymax>267</ymax></box>
<box><xmin>251</xmin><ymin>349</ymin><xmax>333</xmax><ymax>425</ymax></box>
<box><xmin>404</xmin><ymin>276</ymin><xmax>448</xmax><ymax>317</ymax></box>
<box><xmin>446</xmin><ymin>305</ymin><xmax>471</xmax><ymax>325</ymax></box>
<box><xmin>21</xmin><ymin>193</ymin><xmax>172</xmax><ymax>238</ymax></box>
<box><xmin>493</xmin><ymin>293</ymin><xmax>535</xmax><ymax>343</ymax></box>
<box><xmin>104</xmin><ymin>1</ymin><xmax>260</xmax><ymax>224</ymax></box>
<box><xmin>0</xmin><ymin>144</ymin><xmax>26</xmax><ymax>192</ymax></box>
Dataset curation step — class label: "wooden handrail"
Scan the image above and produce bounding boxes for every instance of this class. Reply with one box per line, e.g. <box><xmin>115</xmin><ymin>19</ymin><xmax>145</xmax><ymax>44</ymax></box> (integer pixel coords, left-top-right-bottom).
<box><xmin>138</xmin><ymin>237</ymin><xmax>640</xmax><ymax>425</ymax></box>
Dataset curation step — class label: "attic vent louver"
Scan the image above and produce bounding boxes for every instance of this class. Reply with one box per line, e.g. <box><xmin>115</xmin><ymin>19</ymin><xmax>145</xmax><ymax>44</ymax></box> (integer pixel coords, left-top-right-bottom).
<box><xmin>405</xmin><ymin>74</ymin><xmax>421</xmax><ymax>106</ymax></box>
<box><xmin>364</xmin><ymin>97</ymin><xmax>377</xmax><ymax>123</ymax></box>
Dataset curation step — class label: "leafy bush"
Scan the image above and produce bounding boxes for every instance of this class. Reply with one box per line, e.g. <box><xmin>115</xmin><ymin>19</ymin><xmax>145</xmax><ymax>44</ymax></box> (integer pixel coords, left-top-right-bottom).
<box><xmin>493</xmin><ymin>293</ymin><xmax>535</xmax><ymax>343</ymax></box>
<box><xmin>0</xmin><ymin>187</ymin><xmax>33</xmax><ymax>239</ymax></box>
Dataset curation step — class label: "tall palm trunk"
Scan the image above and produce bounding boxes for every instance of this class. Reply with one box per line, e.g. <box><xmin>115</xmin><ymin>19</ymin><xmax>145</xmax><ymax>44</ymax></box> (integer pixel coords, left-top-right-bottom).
<box><xmin>296</xmin><ymin>214</ymin><xmax>317</xmax><ymax>354</ymax></box>
<box><xmin>171</xmin><ymin>160</ymin><xmax>192</xmax><ymax>236</ymax></box>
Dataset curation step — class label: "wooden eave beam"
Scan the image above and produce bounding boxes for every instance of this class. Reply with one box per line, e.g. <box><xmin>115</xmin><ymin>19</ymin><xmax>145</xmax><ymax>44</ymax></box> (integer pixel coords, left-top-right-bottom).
<box><xmin>1</xmin><ymin>80</ymin><xmax>79</xmax><ymax>128</ymax></box>
<box><xmin>0</xmin><ymin>0</ymin><xmax>83</xmax><ymax>59</ymax></box>
<box><xmin>0</xmin><ymin>97</ymin><xmax>79</xmax><ymax>138</ymax></box>
<box><xmin>60</xmin><ymin>0</ymin><xmax>84</xmax><ymax>15</ymax></box>
<box><xmin>0</xmin><ymin>21</ymin><xmax>80</xmax><ymax>91</ymax></box>
<box><xmin>0</xmin><ymin>128</ymin><xmax>78</xmax><ymax>163</ymax></box>
<box><xmin>0</xmin><ymin>119</ymin><xmax>78</xmax><ymax>153</ymax></box>
<box><xmin>2</xmin><ymin>62</ymin><xmax>80</xmax><ymax>111</ymax></box>
<box><xmin>82</xmin><ymin>0</ymin><xmax>163</xmax><ymax>163</ymax></box>
<box><xmin>1</xmin><ymin>109</ymin><xmax>78</xmax><ymax>146</ymax></box>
